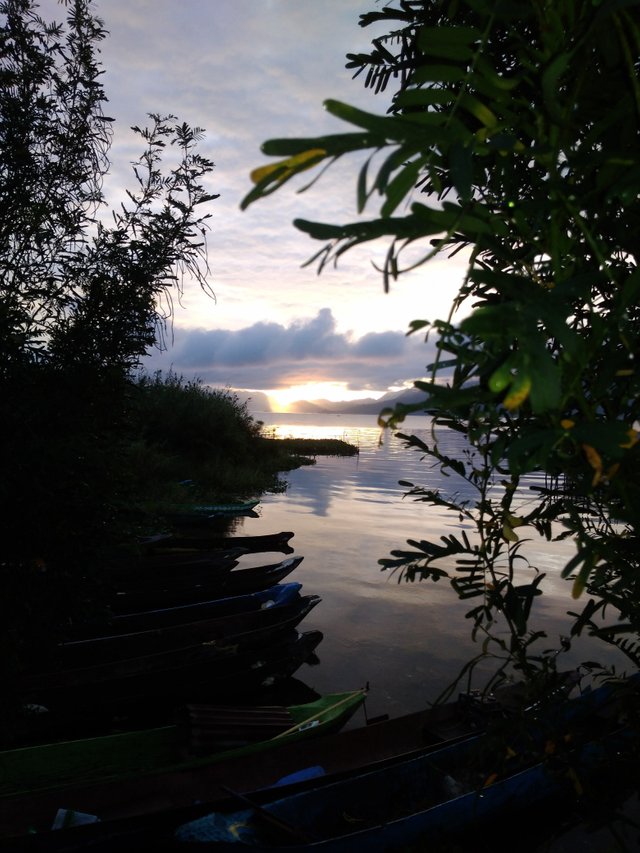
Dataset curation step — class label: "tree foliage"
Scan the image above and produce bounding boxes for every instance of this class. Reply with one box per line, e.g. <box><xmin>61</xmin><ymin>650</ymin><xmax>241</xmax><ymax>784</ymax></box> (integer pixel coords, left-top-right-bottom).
<box><xmin>243</xmin><ymin>0</ymin><xmax>640</xmax><ymax>685</ymax></box>
<box><xmin>0</xmin><ymin>0</ymin><xmax>218</xmax><ymax>690</ymax></box>
<box><xmin>0</xmin><ymin>0</ymin><xmax>217</xmax><ymax>370</ymax></box>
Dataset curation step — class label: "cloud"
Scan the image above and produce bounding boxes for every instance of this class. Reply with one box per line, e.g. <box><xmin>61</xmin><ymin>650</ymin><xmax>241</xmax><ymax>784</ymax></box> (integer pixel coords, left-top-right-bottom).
<box><xmin>144</xmin><ymin>308</ymin><xmax>435</xmax><ymax>392</ymax></box>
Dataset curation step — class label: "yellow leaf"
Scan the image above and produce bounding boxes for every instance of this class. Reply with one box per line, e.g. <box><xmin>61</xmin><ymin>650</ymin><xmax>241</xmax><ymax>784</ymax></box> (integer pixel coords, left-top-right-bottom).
<box><xmin>250</xmin><ymin>148</ymin><xmax>326</xmax><ymax>185</ymax></box>
<box><xmin>605</xmin><ymin>463</ymin><xmax>620</xmax><ymax>481</ymax></box>
<box><xmin>582</xmin><ymin>443</ymin><xmax>602</xmax><ymax>486</ymax></box>
<box><xmin>566</xmin><ymin>767</ymin><xmax>584</xmax><ymax>797</ymax></box>
<box><xmin>560</xmin><ymin>418</ymin><xmax>575</xmax><ymax>430</ymax></box>
<box><xmin>620</xmin><ymin>429</ymin><xmax>639</xmax><ymax>449</ymax></box>
<box><xmin>502</xmin><ymin>523</ymin><xmax>519</xmax><ymax>542</ymax></box>
<box><xmin>572</xmin><ymin>573</ymin><xmax>586</xmax><ymax>599</ymax></box>
<box><xmin>503</xmin><ymin>375</ymin><xmax>531</xmax><ymax>410</ymax></box>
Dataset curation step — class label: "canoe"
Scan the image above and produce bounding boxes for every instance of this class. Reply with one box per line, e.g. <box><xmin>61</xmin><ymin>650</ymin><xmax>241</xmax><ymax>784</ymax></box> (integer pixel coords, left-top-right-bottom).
<box><xmin>55</xmin><ymin>594</ymin><xmax>321</xmax><ymax>667</ymax></box>
<box><xmin>111</xmin><ymin>557</ymin><xmax>304</xmax><ymax>612</ymax></box>
<box><xmin>164</xmin><ymin>501</ymin><xmax>261</xmax><ymax>526</ymax></box>
<box><xmin>0</xmin><ymin>689</ymin><xmax>487</xmax><ymax>840</ymax></box>
<box><xmin>0</xmin><ymin>689</ymin><xmax>367</xmax><ymax>834</ymax></box>
<box><xmin>0</xmin><ymin>672</ymin><xmax>614</xmax><ymax>852</ymax></box>
<box><xmin>112</xmin><ymin>555</ymin><xmax>303</xmax><ymax>596</ymax></box>
<box><xmin>78</xmin><ymin>582</ymin><xmax>306</xmax><ymax>635</ymax></box>
<box><xmin>107</xmin><ymin>549</ymin><xmax>243</xmax><ymax>586</ymax></box>
<box><xmin>18</xmin><ymin>629</ymin><xmax>324</xmax><ymax>717</ymax></box>
<box><xmin>173</xmin><ymin>675</ymin><xmax>640</xmax><ymax>851</ymax></box>
<box><xmin>172</xmin><ymin>500</ymin><xmax>260</xmax><ymax>515</ymax></box>
<box><xmin>143</xmin><ymin>531</ymin><xmax>295</xmax><ymax>555</ymax></box>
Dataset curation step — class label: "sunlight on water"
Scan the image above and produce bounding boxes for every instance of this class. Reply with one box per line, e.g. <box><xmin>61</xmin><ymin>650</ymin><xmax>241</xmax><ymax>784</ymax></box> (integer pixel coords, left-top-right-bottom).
<box><xmin>239</xmin><ymin>413</ymin><xmax>628</xmax><ymax>719</ymax></box>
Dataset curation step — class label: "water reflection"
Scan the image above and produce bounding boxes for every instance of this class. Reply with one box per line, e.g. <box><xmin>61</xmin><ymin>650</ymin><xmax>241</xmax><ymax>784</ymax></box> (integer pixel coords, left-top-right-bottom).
<box><xmin>238</xmin><ymin>413</ymin><xmax>627</xmax><ymax>720</ymax></box>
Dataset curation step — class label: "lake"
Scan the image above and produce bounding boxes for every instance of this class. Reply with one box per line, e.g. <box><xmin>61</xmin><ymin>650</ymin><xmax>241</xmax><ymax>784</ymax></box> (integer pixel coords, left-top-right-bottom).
<box><xmin>231</xmin><ymin>412</ymin><xmax>625</xmax><ymax>723</ymax></box>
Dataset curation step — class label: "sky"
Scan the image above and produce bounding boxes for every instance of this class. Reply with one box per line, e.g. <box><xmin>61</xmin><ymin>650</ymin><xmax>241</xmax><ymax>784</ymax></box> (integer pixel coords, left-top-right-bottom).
<box><xmin>47</xmin><ymin>0</ymin><xmax>470</xmax><ymax>410</ymax></box>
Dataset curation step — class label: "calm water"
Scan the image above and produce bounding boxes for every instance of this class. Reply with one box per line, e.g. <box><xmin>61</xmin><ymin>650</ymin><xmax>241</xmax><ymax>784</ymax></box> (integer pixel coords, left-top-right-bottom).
<box><xmin>232</xmin><ymin>413</ymin><xmax>624</xmax><ymax>722</ymax></box>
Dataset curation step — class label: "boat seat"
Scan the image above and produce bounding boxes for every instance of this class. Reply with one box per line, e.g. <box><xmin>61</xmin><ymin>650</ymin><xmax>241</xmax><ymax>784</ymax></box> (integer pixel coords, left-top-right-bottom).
<box><xmin>184</xmin><ymin>703</ymin><xmax>295</xmax><ymax>754</ymax></box>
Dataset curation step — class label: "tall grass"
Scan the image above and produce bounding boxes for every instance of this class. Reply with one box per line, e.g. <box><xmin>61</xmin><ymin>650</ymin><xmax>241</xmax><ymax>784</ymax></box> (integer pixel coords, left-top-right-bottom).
<box><xmin>126</xmin><ymin>372</ymin><xmax>303</xmax><ymax>503</ymax></box>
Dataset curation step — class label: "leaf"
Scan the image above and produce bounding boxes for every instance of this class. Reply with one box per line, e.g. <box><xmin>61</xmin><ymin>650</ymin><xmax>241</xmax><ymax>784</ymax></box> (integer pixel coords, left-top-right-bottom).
<box><xmin>449</xmin><ymin>142</ymin><xmax>473</xmax><ymax>201</ymax></box>
<box><xmin>503</xmin><ymin>373</ymin><xmax>532</xmax><ymax>410</ymax></box>
<box><xmin>394</xmin><ymin>89</ymin><xmax>457</xmax><ymax>109</ymax></box>
<box><xmin>324</xmin><ymin>100</ymin><xmax>423</xmax><ymax>140</ymax></box>
<box><xmin>458</xmin><ymin>93</ymin><xmax>498</xmax><ymax>129</ymax></box>
<box><xmin>357</xmin><ymin>155</ymin><xmax>371</xmax><ymax>214</ymax></box>
<box><xmin>381</xmin><ymin>158</ymin><xmax>425</xmax><ymax>217</ymax></box>
<box><xmin>261</xmin><ymin>132</ymin><xmax>382</xmax><ymax>158</ymax></box>
<box><xmin>412</xmin><ymin>65</ymin><xmax>469</xmax><ymax>84</ymax></box>
<box><xmin>249</xmin><ymin>149</ymin><xmax>327</xmax><ymax>184</ymax></box>
<box><xmin>503</xmin><ymin>523</ymin><xmax>519</xmax><ymax>542</ymax></box>
<box><xmin>542</xmin><ymin>53</ymin><xmax>572</xmax><ymax>121</ymax></box>
<box><xmin>407</xmin><ymin>319</ymin><xmax>430</xmax><ymax>335</ymax></box>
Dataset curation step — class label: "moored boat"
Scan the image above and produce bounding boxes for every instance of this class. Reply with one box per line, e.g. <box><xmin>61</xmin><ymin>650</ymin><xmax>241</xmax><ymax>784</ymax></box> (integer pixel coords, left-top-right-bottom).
<box><xmin>18</xmin><ymin>629</ymin><xmax>324</xmax><ymax>717</ymax></box>
<box><xmin>173</xmin><ymin>674</ymin><xmax>640</xmax><ymax>851</ymax></box>
<box><xmin>55</xmin><ymin>594</ymin><xmax>321</xmax><ymax>667</ymax></box>
<box><xmin>107</xmin><ymin>549</ymin><xmax>244</xmax><ymax>586</ymax></box>
<box><xmin>77</xmin><ymin>582</ymin><xmax>305</xmax><ymax>635</ymax></box>
<box><xmin>164</xmin><ymin>500</ymin><xmax>261</xmax><ymax>526</ymax></box>
<box><xmin>143</xmin><ymin>531</ymin><xmax>295</xmax><ymax>555</ymax></box>
<box><xmin>1</xmin><ymin>672</ymin><xmax>631</xmax><ymax>852</ymax></box>
<box><xmin>0</xmin><ymin>689</ymin><xmax>368</xmax><ymax>838</ymax></box>
<box><xmin>110</xmin><ymin>556</ymin><xmax>304</xmax><ymax>612</ymax></box>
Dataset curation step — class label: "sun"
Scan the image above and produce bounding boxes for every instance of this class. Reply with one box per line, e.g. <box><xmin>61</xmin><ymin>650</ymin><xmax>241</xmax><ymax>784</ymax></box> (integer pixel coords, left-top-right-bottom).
<box><xmin>267</xmin><ymin>382</ymin><xmax>384</xmax><ymax>413</ymax></box>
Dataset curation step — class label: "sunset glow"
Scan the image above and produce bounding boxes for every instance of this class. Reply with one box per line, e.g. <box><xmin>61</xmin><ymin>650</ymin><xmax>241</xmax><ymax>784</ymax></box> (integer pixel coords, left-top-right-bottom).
<box><xmin>267</xmin><ymin>382</ymin><xmax>385</xmax><ymax>413</ymax></box>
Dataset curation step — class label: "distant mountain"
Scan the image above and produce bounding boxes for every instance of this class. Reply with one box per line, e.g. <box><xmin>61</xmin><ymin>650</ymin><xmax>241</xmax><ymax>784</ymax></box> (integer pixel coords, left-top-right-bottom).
<box><xmin>233</xmin><ymin>390</ymin><xmax>272</xmax><ymax>412</ymax></box>
<box><xmin>289</xmin><ymin>387</ymin><xmax>427</xmax><ymax>415</ymax></box>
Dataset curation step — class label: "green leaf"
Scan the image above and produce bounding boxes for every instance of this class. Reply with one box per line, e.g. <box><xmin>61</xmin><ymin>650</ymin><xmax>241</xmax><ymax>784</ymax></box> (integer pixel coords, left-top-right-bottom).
<box><xmin>541</xmin><ymin>53</ymin><xmax>572</xmax><ymax>121</ymax></box>
<box><xmin>458</xmin><ymin>93</ymin><xmax>498</xmax><ymax>128</ymax></box>
<box><xmin>261</xmin><ymin>132</ymin><xmax>383</xmax><ymax>157</ymax></box>
<box><xmin>412</xmin><ymin>65</ymin><xmax>468</xmax><ymax>84</ymax></box>
<box><xmin>528</xmin><ymin>364</ymin><xmax>561</xmax><ymax>413</ymax></box>
<box><xmin>381</xmin><ymin>158</ymin><xmax>425</xmax><ymax>217</ymax></box>
<box><xmin>417</xmin><ymin>25</ymin><xmax>477</xmax><ymax>61</ymax></box>
<box><xmin>324</xmin><ymin>99</ymin><xmax>422</xmax><ymax>139</ymax></box>
<box><xmin>394</xmin><ymin>89</ymin><xmax>457</xmax><ymax>109</ymax></box>
<box><xmin>407</xmin><ymin>319</ymin><xmax>430</xmax><ymax>335</ymax></box>
<box><xmin>449</xmin><ymin>142</ymin><xmax>473</xmax><ymax>201</ymax></box>
<box><xmin>357</xmin><ymin>155</ymin><xmax>372</xmax><ymax>214</ymax></box>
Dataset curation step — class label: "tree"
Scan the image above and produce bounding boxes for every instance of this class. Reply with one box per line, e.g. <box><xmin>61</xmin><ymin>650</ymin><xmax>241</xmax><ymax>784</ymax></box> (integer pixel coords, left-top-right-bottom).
<box><xmin>243</xmin><ymin>0</ymin><xmax>640</xmax><ymax>689</ymax></box>
<box><xmin>0</xmin><ymin>0</ymin><xmax>217</xmax><ymax>370</ymax></box>
<box><xmin>0</xmin><ymin>0</ymin><xmax>218</xmax><ymax>691</ymax></box>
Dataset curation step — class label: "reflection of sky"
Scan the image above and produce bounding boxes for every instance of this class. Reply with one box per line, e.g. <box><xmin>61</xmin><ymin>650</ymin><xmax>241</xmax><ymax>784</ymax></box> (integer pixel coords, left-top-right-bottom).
<box><xmin>234</xmin><ymin>414</ymin><xmax>631</xmax><ymax>718</ymax></box>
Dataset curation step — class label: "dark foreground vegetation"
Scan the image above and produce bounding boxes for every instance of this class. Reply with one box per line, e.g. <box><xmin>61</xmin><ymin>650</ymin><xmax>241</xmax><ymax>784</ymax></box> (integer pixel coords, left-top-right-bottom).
<box><xmin>241</xmin><ymin>0</ymin><xmax>640</xmax><ymax>845</ymax></box>
<box><xmin>1</xmin><ymin>366</ymin><xmax>357</xmax><ymax>716</ymax></box>
<box><xmin>0</xmin><ymin>0</ymin><xmax>358</xmax><ymax>725</ymax></box>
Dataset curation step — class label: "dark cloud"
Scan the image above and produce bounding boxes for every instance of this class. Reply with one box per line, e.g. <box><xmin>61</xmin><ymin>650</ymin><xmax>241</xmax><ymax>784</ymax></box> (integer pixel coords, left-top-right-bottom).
<box><xmin>144</xmin><ymin>309</ymin><xmax>435</xmax><ymax>393</ymax></box>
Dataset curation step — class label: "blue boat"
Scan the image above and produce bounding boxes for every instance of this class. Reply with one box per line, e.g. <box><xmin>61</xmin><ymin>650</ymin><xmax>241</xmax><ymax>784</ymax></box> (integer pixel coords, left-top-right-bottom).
<box><xmin>111</xmin><ymin>582</ymin><xmax>305</xmax><ymax>632</ymax></box>
<box><xmin>175</xmin><ymin>676</ymin><xmax>640</xmax><ymax>851</ymax></box>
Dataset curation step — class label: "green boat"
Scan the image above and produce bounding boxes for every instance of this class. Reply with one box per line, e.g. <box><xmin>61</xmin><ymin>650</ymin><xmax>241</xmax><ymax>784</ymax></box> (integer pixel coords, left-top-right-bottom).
<box><xmin>0</xmin><ymin>690</ymin><xmax>367</xmax><ymax>801</ymax></box>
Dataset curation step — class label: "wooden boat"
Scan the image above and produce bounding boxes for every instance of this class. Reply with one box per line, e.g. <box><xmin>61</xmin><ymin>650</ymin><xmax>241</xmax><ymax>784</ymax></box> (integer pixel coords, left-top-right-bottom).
<box><xmin>79</xmin><ymin>582</ymin><xmax>305</xmax><ymax>635</ymax></box>
<box><xmin>18</xmin><ymin>629</ymin><xmax>324</xmax><ymax>717</ymax></box>
<box><xmin>143</xmin><ymin>531</ymin><xmax>295</xmax><ymax>555</ymax></box>
<box><xmin>172</xmin><ymin>674</ymin><xmax>640</xmax><ymax>851</ymax></box>
<box><xmin>107</xmin><ymin>549</ymin><xmax>243</xmax><ymax>586</ymax></box>
<box><xmin>0</xmin><ymin>672</ymin><xmax>620</xmax><ymax>852</ymax></box>
<box><xmin>174</xmin><ymin>500</ymin><xmax>260</xmax><ymax>515</ymax></box>
<box><xmin>111</xmin><ymin>557</ymin><xmax>304</xmax><ymax>612</ymax></box>
<box><xmin>0</xmin><ymin>689</ymin><xmax>367</xmax><ymax>837</ymax></box>
<box><xmin>0</xmin><ymin>689</ymin><xmax>489</xmax><ymax>842</ymax></box>
<box><xmin>164</xmin><ymin>501</ymin><xmax>261</xmax><ymax>526</ymax></box>
<box><xmin>113</xmin><ymin>555</ymin><xmax>303</xmax><ymax>596</ymax></box>
<box><xmin>55</xmin><ymin>594</ymin><xmax>321</xmax><ymax>667</ymax></box>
